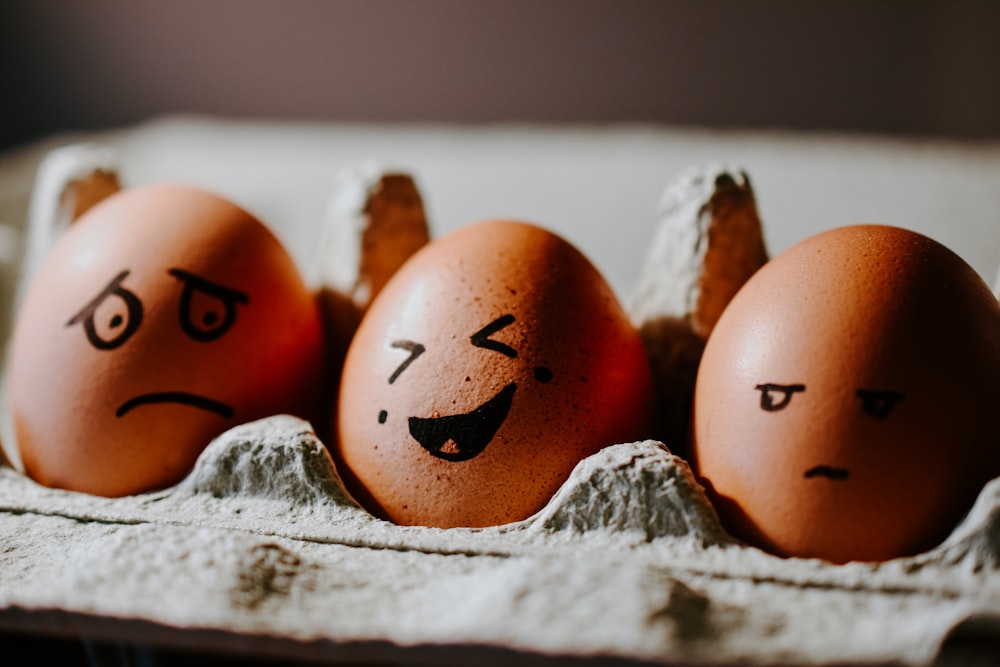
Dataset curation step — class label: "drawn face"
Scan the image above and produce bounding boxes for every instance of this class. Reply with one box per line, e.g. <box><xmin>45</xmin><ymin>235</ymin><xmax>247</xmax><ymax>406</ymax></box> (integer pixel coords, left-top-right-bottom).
<box><xmin>336</xmin><ymin>220</ymin><xmax>656</xmax><ymax>529</ymax></box>
<box><xmin>67</xmin><ymin>267</ymin><xmax>249</xmax><ymax>419</ymax></box>
<box><xmin>752</xmin><ymin>383</ymin><xmax>905</xmax><ymax>481</ymax></box>
<box><xmin>9</xmin><ymin>185</ymin><xmax>324</xmax><ymax>497</ymax></box>
<box><xmin>691</xmin><ymin>225</ymin><xmax>1000</xmax><ymax>563</ymax></box>
<box><xmin>379</xmin><ymin>314</ymin><xmax>554</xmax><ymax>462</ymax></box>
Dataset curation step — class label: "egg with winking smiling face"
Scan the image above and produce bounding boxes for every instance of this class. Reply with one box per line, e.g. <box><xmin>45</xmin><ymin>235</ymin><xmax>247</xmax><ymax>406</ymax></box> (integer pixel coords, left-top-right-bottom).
<box><xmin>335</xmin><ymin>220</ymin><xmax>657</xmax><ymax>528</ymax></box>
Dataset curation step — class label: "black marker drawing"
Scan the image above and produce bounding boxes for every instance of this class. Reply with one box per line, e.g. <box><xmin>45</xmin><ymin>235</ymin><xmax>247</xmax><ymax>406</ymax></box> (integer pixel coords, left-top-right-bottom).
<box><xmin>856</xmin><ymin>389</ymin><xmax>905</xmax><ymax>419</ymax></box>
<box><xmin>533</xmin><ymin>366</ymin><xmax>554</xmax><ymax>383</ymax></box>
<box><xmin>67</xmin><ymin>270</ymin><xmax>144</xmax><ymax>350</ymax></box>
<box><xmin>168</xmin><ymin>269</ymin><xmax>249</xmax><ymax>342</ymax></box>
<box><xmin>471</xmin><ymin>314</ymin><xmax>518</xmax><ymax>357</ymax></box>
<box><xmin>116</xmin><ymin>391</ymin><xmax>234</xmax><ymax>418</ymax></box>
<box><xmin>408</xmin><ymin>383</ymin><xmax>517</xmax><ymax>462</ymax></box>
<box><xmin>378</xmin><ymin>409</ymin><xmax>388</xmax><ymax>424</ymax></box>
<box><xmin>804</xmin><ymin>465</ymin><xmax>850</xmax><ymax>481</ymax></box>
<box><xmin>755</xmin><ymin>383</ymin><xmax>806</xmax><ymax>411</ymax></box>
<box><xmin>388</xmin><ymin>340</ymin><xmax>426</xmax><ymax>384</ymax></box>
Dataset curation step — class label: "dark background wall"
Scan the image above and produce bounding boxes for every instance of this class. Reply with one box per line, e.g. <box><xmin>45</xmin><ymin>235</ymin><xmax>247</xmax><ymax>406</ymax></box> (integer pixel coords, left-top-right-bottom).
<box><xmin>2</xmin><ymin>0</ymin><xmax>999</xmax><ymax>150</ymax></box>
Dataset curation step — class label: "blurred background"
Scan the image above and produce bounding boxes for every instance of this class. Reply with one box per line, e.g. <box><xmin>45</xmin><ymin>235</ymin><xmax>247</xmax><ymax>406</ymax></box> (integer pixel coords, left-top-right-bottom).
<box><xmin>2</xmin><ymin>0</ymin><xmax>999</xmax><ymax>149</ymax></box>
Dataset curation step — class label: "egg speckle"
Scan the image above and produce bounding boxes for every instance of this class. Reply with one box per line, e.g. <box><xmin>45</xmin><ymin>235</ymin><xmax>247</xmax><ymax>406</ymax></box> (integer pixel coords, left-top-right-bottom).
<box><xmin>9</xmin><ymin>184</ymin><xmax>325</xmax><ymax>496</ymax></box>
<box><xmin>691</xmin><ymin>225</ymin><xmax>1000</xmax><ymax>563</ymax></box>
<box><xmin>335</xmin><ymin>220</ymin><xmax>656</xmax><ymax>528</ymax></box>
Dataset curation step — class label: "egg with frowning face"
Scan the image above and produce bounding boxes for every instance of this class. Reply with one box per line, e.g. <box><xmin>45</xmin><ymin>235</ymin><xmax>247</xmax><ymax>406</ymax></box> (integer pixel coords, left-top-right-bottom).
<box><xmin>335</xmin><ymin>220</ymin><xmax>657</xmax><ymax>528</ymax></box>
<box><xmin>9</xmin><ymin>184</ymin><xmax>324</xmax><ymax>497</ymax></box>
<box><xmin>691</xmin><ymin>224</ymin><xmax>1000</xmax><ymax>563</ymax></box>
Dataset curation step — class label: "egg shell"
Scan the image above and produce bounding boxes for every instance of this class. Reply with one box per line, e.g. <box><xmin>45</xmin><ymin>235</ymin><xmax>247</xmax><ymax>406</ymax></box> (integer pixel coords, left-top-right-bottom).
<box><xmin>691</xmin><ymin>224</ymin><xmax>1000</xmax><ymax>563</ymax></box>
<box><xmin>9</xmin><ymin>184</ymin><xmax>325</xmax><ymax>497</ymax></box>
<box><xmin>335</xmin><ymin>220</ymin><xmax>657</xmax><ymax>528</ymax></box>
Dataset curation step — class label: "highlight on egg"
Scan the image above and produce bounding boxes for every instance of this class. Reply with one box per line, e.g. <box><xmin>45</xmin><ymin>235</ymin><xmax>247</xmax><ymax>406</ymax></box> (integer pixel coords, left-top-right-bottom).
<box><xmin>690</xmin><ymin>224</ymin><xmax>1000</xmax><ymax>563</ymax></box>
<box><xmin>8</xmin><ymin>184</ymin><xmax>325</xmax><ymax>497</ymax></box>
<box><xmin>335</xmin><ymin>220</ymin><xmax>657</xmax><ymax>528</ymax></box>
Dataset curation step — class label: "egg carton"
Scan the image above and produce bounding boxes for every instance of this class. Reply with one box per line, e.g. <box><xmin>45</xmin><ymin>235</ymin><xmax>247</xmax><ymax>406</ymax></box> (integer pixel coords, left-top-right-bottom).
<box><xmin>0</xmin><ymin>146</ymin><xmax>998</xmax><ymax>666</ymax></box>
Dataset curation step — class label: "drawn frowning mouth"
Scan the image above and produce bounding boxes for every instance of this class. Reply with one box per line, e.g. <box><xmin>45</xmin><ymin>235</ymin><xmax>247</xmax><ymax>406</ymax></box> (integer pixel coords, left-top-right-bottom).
<box><xmin>804</xmin><ymin>465</ymin><xmax>850</xmax><ymax>481</ymax></box>
<box><xmin>408</xmin><ymin>383</ymin><xmax>517</xmax><ymax>462</ymax></box>
<box><xmin>116</xmin><ymin>392</ymin><xmax>235</xmax><ymax>419</ymax></box>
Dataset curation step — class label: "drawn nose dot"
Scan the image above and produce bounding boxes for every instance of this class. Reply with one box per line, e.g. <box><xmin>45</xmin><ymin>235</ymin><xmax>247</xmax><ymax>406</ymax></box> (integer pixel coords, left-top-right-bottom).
<box><xmin>378</xmin><ymin>410</ymin><xmax>388</xmax><ymax>424</ymax></box>
<box><xmin>203</xmin><ymin>311</ymin><xmax>219</xmax><ymax>326</ymax></box>
<box><xmin>109</xmin><ymin>315</ymin><xmax>123</xmax><ymax>329</ymax></box>
<box><xmin>534</xmin><ymin>366</ymin><xmax>553</xmax><ymax>383</ymax></box>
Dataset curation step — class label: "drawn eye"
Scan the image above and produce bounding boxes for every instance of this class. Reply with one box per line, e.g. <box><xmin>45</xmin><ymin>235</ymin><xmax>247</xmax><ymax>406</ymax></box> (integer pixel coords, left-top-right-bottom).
<box><xmin>470</xmin><ymin>314</ymin><xmax>518</xmax><ymax>358</ymax></box>
<box><xmin>755</xmin><ymin>383</ymin><xmax>806</xmax><ymax>411</ymax></box>
<box><xmin>388</xmin><ymin>339</ymin><xmax>425</xmax><ymax>384</ymax></box>
<box><xmin>67</xmin><ymin>270</ymin><xmax>143</xmax><ymax>351</ymax></box>
<box><xmin>856</xmin><ymin>389</ymin><xmax>905</xmax><ymax>419</ymax></box>
<box><xmin>169</xmin><ymin>269</ymin><xmax>249</xmax><ymax>342</ymax></box>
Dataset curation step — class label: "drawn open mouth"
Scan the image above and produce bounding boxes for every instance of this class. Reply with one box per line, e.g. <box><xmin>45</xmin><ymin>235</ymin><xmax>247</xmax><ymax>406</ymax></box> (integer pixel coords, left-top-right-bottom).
<box><xmin>116</xmin><ymin>392</ymin><xmax>235</xmax><ymax>419</ymax></box>
<box><xmin>804</xmin><ymin>465</ymin><xmax>850</xmax><ymax>481</ymax></box>
<box><xmin>408</xmin><ymin>383</ymin><xmax>517</xmax><ymax>462</ymax></box>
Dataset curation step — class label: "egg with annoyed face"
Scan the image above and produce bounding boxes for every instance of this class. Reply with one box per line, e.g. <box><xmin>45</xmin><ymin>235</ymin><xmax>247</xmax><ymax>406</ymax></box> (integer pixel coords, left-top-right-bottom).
<box><xmin>691</xmin><ymin>225</ymin><xmax>1000</xmax><ymax>563</ymax></box>
<box><xmin>336</xmin><ymin>220</ymin><xmax>657</xmax><ymax>528</ymax></box>
<box><xmin>9</xmin><ymin>184</ymin><xmax>324</xmax><ymax>496</ymax></box>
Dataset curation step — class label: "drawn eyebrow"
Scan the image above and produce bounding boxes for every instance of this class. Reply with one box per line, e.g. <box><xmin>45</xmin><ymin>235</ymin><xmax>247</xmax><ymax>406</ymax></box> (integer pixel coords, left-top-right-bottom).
<box><xmin>470</xmin><ymin>314</ymin><xmax>518</xmax><ymax>358</ymax></box>
<box><xmin>167</xmin><ymin>269</ymin><xmax>249</xmax><ymax>305</ymax></box>
<box><xmin>66</xmin><ymin>269</ymin><xmax>144</xmax><ymax>351</ymax></box>
<box><xmin>754</xmin><ymin>383</ymin><xmax>806</xmax><ymax>412</ymax></box>
<box><xmin>168</xmin><ymin>268</ymin><xmax>249</xmax><ymax>343</ymax></box>
<box><xmin>388</xmin><ymin>339</ymin><xmax>425</xmax><ymax>384</ymax></box>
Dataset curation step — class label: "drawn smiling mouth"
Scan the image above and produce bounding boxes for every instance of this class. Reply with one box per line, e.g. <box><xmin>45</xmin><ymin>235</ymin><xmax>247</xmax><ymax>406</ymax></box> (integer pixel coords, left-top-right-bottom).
<box><xmin>804</xmin><ymin>465</ymin><xmax>850</xmax><ymax>481</ymax></box>
<box><xmin>116</xmin><ymin>392</ymin><xmax>235</xmax><ymax>419</ymax></box>
<box><xmin>408</xmin><ymin>383</ymin><xmax>517</xmax><ymax>462</ymax></box>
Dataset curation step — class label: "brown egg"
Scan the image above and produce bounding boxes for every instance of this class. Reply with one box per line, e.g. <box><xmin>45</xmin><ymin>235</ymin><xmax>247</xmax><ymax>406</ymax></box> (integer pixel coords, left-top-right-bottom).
<box><xmin>691</xmin><ymin>225</ymin><xmax>1000</xmax><ymax>563</ymax></box>
<box><xmin>335</xmin><ymin>220</ymin><xmax>656</xmax><ymax>527</ymax></box>
<box><xmin>9</xmin><ymin>184</ymin><xmax>324</xmax><ymax>496</ymax></box>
